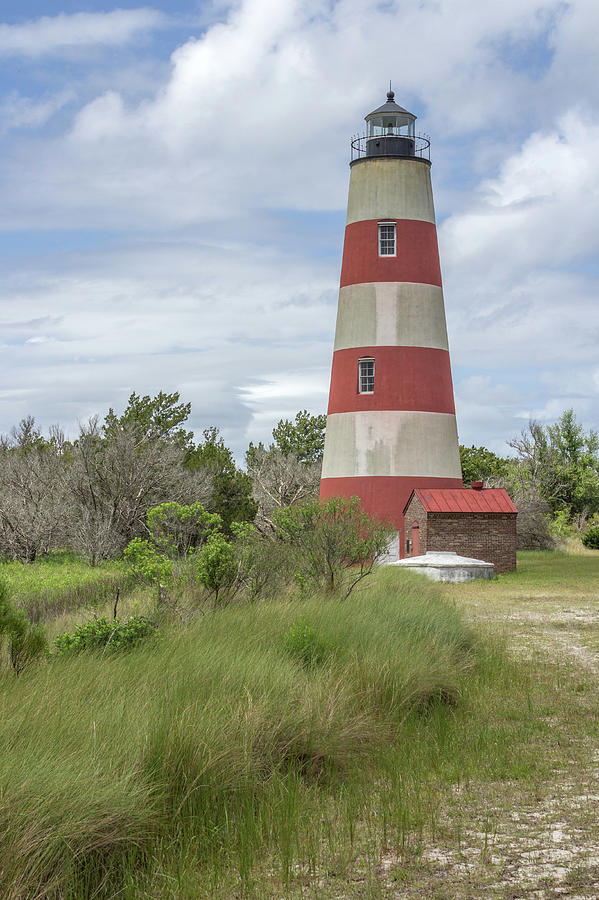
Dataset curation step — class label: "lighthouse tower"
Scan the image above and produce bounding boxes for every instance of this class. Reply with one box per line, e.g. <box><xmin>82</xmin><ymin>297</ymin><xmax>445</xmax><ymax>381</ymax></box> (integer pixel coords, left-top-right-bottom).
<box><xmin>320</xmin><ymin>90</ymin><xmax>462</xmax><ymax>559</ymax></box>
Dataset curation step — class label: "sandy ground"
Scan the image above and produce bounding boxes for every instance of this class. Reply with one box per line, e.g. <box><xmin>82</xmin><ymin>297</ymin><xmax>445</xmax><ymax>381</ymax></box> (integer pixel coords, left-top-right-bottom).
<box><xmin>376</xmin><ymin>580</ymin><xmax>599</xmax><ymax>899</ymax></box>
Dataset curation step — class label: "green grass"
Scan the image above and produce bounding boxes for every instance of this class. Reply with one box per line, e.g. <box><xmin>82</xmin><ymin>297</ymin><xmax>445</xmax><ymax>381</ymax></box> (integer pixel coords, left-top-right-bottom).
<box><xmin>2</xmin><ymin>553</ymin><xmax>598</xmax><ymax>897</ymax></box>
<box><xmin>0</xmin><ymin>551</ymin><xmax>130</xmax><ymax>621</ymax></box>
<box><xmin>0</xmin><ymin>570</ymin><xmax>478</xmax><ymax>897</ymax></box>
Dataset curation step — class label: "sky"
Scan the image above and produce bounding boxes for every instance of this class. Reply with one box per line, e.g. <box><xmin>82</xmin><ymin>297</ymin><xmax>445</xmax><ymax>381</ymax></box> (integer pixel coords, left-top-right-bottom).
<box><xmin>1</xmin><ymin>0</ymin><xmax>598</xmax><ymax>460</ymax></box>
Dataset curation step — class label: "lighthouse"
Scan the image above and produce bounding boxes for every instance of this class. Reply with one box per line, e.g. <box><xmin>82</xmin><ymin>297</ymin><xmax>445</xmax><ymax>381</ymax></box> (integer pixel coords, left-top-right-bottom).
<box><xmin>320</xmin><ymin>90</ymin><xmax>463</xmax><ymax>559</ymax></box>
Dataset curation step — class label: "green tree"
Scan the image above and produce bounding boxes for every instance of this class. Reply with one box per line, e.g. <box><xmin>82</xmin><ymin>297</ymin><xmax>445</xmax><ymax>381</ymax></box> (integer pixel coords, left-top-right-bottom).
<box><xmin>195</xmin><ymin>533</ymin><xmax>237</xmax><ymax>603</ymax></box>
<box><xmin>272</xmin><ymin>410</ymin><xmax>327</xmax><ymax>463</ymax></box>
<box><xmin>186</xmin><ymin>427</ymin><xmax>257</xmax><ymax>531</ymax></box>
<box><xmin>459</xmin><ymin>444</ymin><xmax>508</xmax><ymax>485</ymax></box>
<box><xmin>103</xmin><ymin>391</ymin><xmax>194</xmax><ymax>449</ymax></box>
<box><xmin>146</xmin><ymin>501</ymin><xmax>221</xmax><ymax>558</ymax></box>
<box><xmin>509</xmin><ymin>410</ymin><xmax>599</xmax><ymax>521</ymax></box>
<box><xmin>123</xmin><ymin>537</ymin><xmax>173</xmax><ymax>598</ymax></box>
<box><xmin>274</xmin><ymin>496</ymin><xmax>394</xmax><ymax>599</ymax></box>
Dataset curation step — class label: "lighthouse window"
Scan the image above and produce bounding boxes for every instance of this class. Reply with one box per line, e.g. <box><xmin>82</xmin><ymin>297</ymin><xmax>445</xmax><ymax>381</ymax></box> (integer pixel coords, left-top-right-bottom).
<box><xmin>378</xmin><ymin>222</ymin><xmax>396</xmax><ymax>256</ymax></box>
<box><xmin>358</xmin><ymin>358</ymin><xmax>375</xmax><ymax>393</ymax></box>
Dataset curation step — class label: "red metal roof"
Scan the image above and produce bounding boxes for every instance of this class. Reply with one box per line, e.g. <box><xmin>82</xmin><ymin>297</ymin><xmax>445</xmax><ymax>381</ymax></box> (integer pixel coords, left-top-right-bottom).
<box><xmin>408</xmin><ymin>487</ymin><xmax>517</xmax><ymax>514</ymax></box>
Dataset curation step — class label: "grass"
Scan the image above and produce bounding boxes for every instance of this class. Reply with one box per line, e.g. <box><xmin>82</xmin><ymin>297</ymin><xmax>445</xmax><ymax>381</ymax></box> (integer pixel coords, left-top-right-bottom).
<box><xmin>0</xmin><ymin>550</ymin><xmax>130</xmax><ymax>621</ymax></box>
<box><xmin>1</xmin><ymin>550</ymin><xmax>599</xmax><ymax>897</ymax></box>
<box><xmin>0</xmin><ymin>569</ymin><xmax>477</xmax><ymax>898</ymax></box>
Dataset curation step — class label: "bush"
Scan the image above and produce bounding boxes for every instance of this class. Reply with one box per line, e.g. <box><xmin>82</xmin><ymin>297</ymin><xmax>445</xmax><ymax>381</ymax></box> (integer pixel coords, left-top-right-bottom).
<box><xmin>0</xmin><ymin>578</ymin><xmax>48</xmax><ymax>674</ymax></box>
<box><xmin>283</xmin><ymin>617</ymin><xmax>331</xmax><ymax>668</ymax></box>
<box><xmin>274</xmin><ymin>495</ymin><xmax>395</xmax><ymax>598</ymax></box>
<box><xmin>195</xmin><ymin>533</ymin><xmax>237</xmax><ymax>603</ymax></box>
<box><xmin>582</xmin><ymin>526</ymin><xmax>599</xmax><ymax>549</ymax></box>
<box><xmin>123</xmin><ymin>538</ymin><xmax>172</xmax><ymax>595</ymax></box>
<box><xmin>146</xmin><ymin>501</ymin><xmax>221</xmax><ymax>558</ymax></box>
<box><xmin>53</xmin><ymin>616</ymin><xmax>157</xmax><ymax>655</ymax></box>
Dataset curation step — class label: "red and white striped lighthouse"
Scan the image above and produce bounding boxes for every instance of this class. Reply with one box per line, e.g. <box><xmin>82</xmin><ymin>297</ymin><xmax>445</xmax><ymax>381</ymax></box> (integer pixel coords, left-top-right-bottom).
<box><xmin>320</xmin><ymin>90</ymin><xmax>462</xmax><ymax>559</ymax></box>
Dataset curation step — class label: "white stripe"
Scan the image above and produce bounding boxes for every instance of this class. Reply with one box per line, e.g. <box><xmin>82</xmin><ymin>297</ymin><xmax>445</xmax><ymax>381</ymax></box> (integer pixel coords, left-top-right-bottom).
<box><xmin>321</xmin><ymin>411</ymin><xmax>462</xmax><ymax>478</ymax></box>
<box><xmin>347</xmin><ymin>158</ymin><xmax>436</xmax><ymax>226</ymax></box>
<box><xmin>333</xmin><ymin>282</ymin><xmax>449</xmax><ymax>351</ymax></box>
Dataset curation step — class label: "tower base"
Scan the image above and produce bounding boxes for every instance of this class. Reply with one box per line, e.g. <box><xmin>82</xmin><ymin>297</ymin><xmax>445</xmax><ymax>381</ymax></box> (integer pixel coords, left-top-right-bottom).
<box><xmin>319</xmin><ymin>474</ymin><xmax>464</xmax><ymax>559</ymax></box>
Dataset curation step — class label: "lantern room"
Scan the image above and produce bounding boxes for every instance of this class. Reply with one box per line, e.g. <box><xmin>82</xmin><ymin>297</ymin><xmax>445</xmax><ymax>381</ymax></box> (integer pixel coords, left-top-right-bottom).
<box><xmin>365</xmin><ymin>89</ymin><xmax>416</xmax><ymax>158</ymax></box>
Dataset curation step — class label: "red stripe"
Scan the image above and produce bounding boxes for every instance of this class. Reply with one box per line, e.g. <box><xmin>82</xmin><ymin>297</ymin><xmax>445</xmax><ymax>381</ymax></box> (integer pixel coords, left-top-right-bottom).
<box><xmin>319</xmin><ymin>475</ymin><xmax>464</xmax><ymax>554</ymax></box>
<box><xmin>340</xmin><ymin>219</ymin><xmax>442</xmax><ymax>288</ymax></box>
<box><xmin>327</xmin><ymin>346</ymin><xmax>455</xmax><ymax>414</ymax></box>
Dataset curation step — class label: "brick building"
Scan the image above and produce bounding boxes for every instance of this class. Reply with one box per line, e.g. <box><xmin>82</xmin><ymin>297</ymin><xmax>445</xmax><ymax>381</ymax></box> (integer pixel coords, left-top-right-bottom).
<box><xmin>403</xmin><ymin>484</ymin><xmax>517</xmax><ymax>573</ymax></box>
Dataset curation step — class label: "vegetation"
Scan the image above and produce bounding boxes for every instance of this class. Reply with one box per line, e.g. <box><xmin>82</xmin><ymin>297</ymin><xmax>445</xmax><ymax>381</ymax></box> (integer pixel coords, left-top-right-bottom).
<box><xmin>0</xmin><ymin>569</ymin><xmax>477</xmax><ymax>897</ymax></box>
<box><xmin>0</xmin><ymin>579</ymin><xmax>47</xmax><ymax>675</ymax></box>
<box><xmin>53</xmin><ymin>615</ymin><xmax>157</xmax><ymax>655</ymax></box>
<box><xmin>195</xmin><ymin>532</ymin><xmax>238</xmax><ymax>602</ymax></box>
<box><xmin>0</xmin><ymin>551</ymin><xmax>129</xmax><ymax>620</ymax></box>
<box><xmin>460</xmin><ymin>408</ymin><xmax>599</xmax><ymax>548</ymax></box>
<box><xmin>582</xmin><ymin>524</ymin><xmax>599</xmax><ymax>549</ymax></box>
<box><xmin>1</xmin><ymin>552</ymin><xmax>598</xmax><ymax>897</ymax></box>
<box><xmin>274</xmin><ymin>495</ymin><xmax>394</xmax><ymax>597</ymax></box>
<box><xmin>2</xmin><ymin>391</ymin><xmax>597</xmax><ymax>560</ymax></box>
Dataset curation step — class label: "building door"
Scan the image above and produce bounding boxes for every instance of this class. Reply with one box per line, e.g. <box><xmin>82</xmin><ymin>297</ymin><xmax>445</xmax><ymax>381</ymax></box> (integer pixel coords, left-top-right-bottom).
<box><xmin>411</xmin><ymin>523</ymin><xmax>420</xmax><ymax>557</ymax></box>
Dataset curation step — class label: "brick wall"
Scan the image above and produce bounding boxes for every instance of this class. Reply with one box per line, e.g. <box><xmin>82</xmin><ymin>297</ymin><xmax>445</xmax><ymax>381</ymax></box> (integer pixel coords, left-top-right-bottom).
<box><xmin>403</xmin><ymin>495</ymin><xmax>517</xmax><ymax>572</ymax></box>
<box><xmin>404</xmin><ymin>494</ymin><xmax>427</xmax><ymax>556</ymax></box>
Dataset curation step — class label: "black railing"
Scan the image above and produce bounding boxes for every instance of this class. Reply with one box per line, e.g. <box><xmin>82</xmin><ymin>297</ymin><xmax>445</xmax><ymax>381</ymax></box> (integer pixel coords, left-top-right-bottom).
<box><xmin>350</xmin><ymin>133</ymin><xmax>431</xmax><ymax>161</ymax></box>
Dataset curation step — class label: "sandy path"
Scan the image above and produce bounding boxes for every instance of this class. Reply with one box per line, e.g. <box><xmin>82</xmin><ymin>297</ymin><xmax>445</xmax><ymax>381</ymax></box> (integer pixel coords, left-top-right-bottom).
<box><xmin>378</xmin><ymin>581</ymin><xmax>599</xmax><ymax>899</ymax></box>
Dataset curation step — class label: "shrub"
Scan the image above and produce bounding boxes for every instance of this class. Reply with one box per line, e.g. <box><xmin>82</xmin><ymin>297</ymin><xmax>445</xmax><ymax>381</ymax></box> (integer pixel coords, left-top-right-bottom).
<box><xmin>123</xmin><ymin>538</ymin><xmax>172</xmax><ymax>596</ymax></box>
<box><xmin>195</xmin><ymin>533</ymin><xmax>237</xmax><ymax>603</ymax></box>
<box><xmin>146</xmin><ymin>501</ymin><xmax>221</xmax><ymax>558</ymax></box>
<box><xmin>53</xmin><ymin>616</ymin><xmax>157</xmax><ymax>655</ymax></box>
<box><xmin>582</xmin><ymin>526</ymin><xmax>599</xmax><ymax>549</ymax></box>
<box><xmin>225</xmin><ymin>521</ymin><xmax>295</xmax><ymax>601</ymax></box>
<box><xmin>274</xmin><ymin>496</ymin><xmax>395</xmax><ymax>598</ymax></box>
<box><xmin>0</xmin><ymin>578</ymin><xmax>48</xmax><ymax>674</ymax></box>
<box><xmin>283</xmin><ymin>618</ymin><xmax>331</xmax><ymax>668</ymax></box>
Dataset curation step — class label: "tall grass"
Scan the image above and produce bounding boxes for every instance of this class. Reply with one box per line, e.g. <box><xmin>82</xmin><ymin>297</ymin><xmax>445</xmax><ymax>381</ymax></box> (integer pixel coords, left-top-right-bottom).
<box><xmin>0</xmin><ymin>551</ymin><xmax>129</xmax><ymax>621</ymax></box>
<box><xmin>0</xmin><ymin>570</ymin><xmax>476</xmax><ymax>897</ymax></box>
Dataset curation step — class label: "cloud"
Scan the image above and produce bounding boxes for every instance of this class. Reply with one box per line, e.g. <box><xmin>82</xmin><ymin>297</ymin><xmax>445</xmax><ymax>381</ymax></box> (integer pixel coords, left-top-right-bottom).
<box><xmin>0</xmin><ymin>90</ymin><xmax>75</xmax><ymax>133</ymax></box>
<box><xmin>0</xmin><ymin>0</ymin><xmax>571</xmax><ymax>231</ymax></box>
<box><xmin>0</xmin><ymin>239</ymin><xmax>336</xmax><ymax>455</ymax></box>
<box><xmin>0</xmin><ymin>9</ymin><xmax>167</xmax><ymax>57</ymax></box>
<box><xmin>1</xmin><ymin>0</ymin><xmax>598</xmax><ymax>455</ymax></box>
<box><xmin>440</xmin><ymin>104</ymin><xmax>599</xmax><ymax>448</ymax></box>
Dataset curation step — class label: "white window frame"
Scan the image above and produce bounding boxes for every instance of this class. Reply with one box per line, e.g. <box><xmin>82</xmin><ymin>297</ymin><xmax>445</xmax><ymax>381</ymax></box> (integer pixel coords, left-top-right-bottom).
<box><xmin>378</xmin><ymin>221</ymin><xmax>396</xmax><ymax>257</ymax></box>
<box><xmin>358</xmin><ymin>357</ymin><xmax>375</xmax><ymax>394</ymax></box>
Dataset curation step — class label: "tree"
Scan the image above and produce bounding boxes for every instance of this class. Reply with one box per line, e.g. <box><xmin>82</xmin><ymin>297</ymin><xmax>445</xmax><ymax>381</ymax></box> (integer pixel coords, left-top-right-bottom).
<box><xmin>246</xmin><ymin>445</ymin><xmax>321</xmax><ymax>532</ymax></box>
<box><xmin>69</xmin><ymin>410</ymin><xmax>211</xmax><ymax>562</ymax></box>
<box><xmin>272</xmin><ymin>410</ymin><xmax>327</xmax><ymax>463</ymax></box>
<box><xmin>103</xmin><ymin>391</ymin><xmax>194</xmax><ymax>450</ymax></box>
<box><xmin>459</xmin><ymin>444</ymin><xmax>508</xmax><ymax>485</ymax></box>
<box><xmin>245</xmin><ymin>411</ymin><xmax>327</xmax><ymax>532</ymax></box>
<box><xmin>508</xmin><ymin>410</ymin><xmax>599</xmax><ymax>522</ymax></box>
<box><xmin>0</xmin><ymin>423</ymin><xmax>70</xmax><ymax>561</ymax></box>
<box><xmin>195</xmin><ymin>533</ymin><xmax>237</xmax><ymax>603</ymax></box>
<box><xmin>273</xmin><ymin>496</ymin><xmax>395</xmax><ymax>598</ymax></box>
<box><xmin>186</xmin><ymin>427</ymin><xmax>257</xmax><ymax>532</ymax></box>
<box><xmin>146</xmin><ymin>501</ymin><xmax>221</xmax><ymax>558</ymax></box>
<box><xmin>123</xmin><ymin>537</ymin><xmax>173</xmax><ymax>598</ymax></box>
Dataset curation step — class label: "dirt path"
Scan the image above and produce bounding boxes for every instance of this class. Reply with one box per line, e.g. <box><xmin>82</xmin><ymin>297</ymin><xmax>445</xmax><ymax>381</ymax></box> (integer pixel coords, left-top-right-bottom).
<box><xmin>377</xmin><ymin>577</ymin><xmax>599</xmax><ymax>899</ymax></box>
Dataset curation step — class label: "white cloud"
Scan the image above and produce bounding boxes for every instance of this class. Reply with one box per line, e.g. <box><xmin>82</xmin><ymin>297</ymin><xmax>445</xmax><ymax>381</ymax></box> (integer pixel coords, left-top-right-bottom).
<box><xmin>1</xmin><ymin>0</ymin><xmax>599</xmax><ymax>453</ymax></box>
<box><xmin>0</xmin><ymin>90</ymin><xmax>75</xmax><ymax>133</ymax></box>
<box><xmin>0</xmin><ymin>240</ymin><xmax>336</xmax><ymax>455</ymax></box>
<box><xmin>0</xmin><ymin>9</ymin><xmax>167</xmax><ymax>57</ymax></box>
<box><xmin>0</xmin><ymin>0</ymin><xmax>572</xmax><ymax>231</ymax></box>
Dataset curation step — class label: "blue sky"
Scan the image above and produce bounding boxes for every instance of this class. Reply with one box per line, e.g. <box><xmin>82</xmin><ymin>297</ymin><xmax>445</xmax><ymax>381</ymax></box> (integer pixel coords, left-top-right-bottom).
<box><xmin>1</xmin><ymin>0</ymin><xmax>598</xmax><ymax>459</ymax></box>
